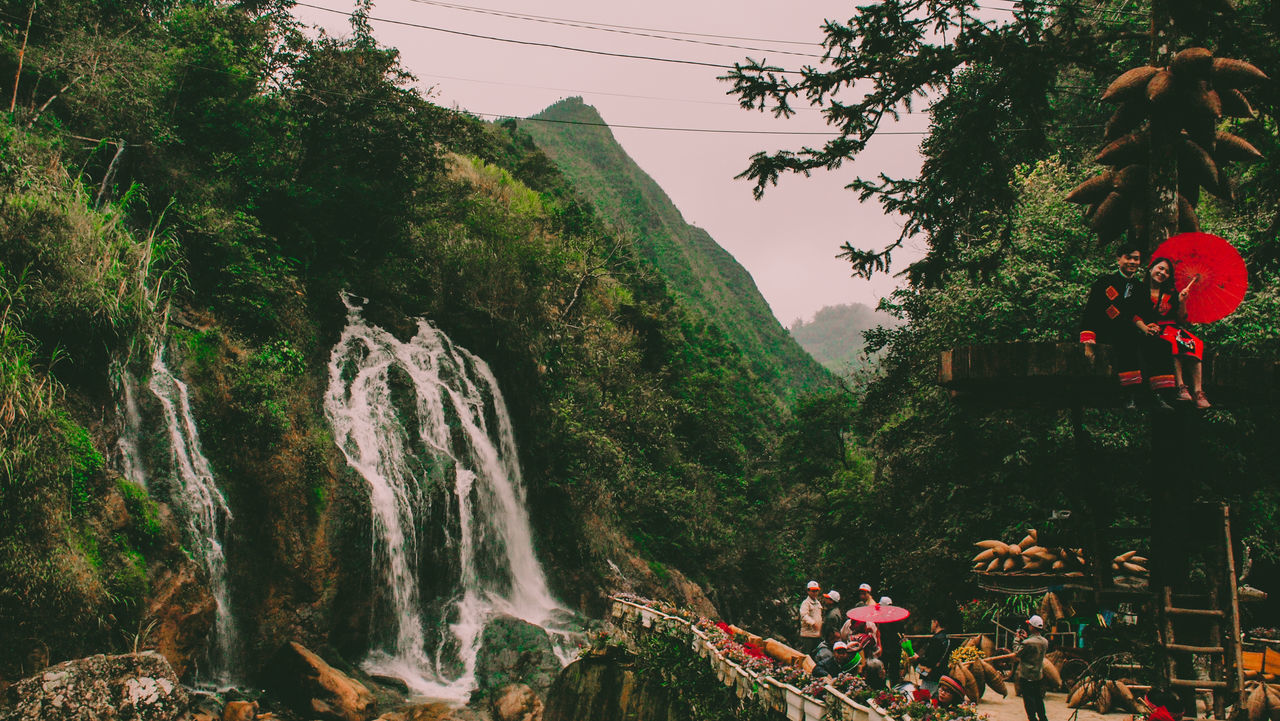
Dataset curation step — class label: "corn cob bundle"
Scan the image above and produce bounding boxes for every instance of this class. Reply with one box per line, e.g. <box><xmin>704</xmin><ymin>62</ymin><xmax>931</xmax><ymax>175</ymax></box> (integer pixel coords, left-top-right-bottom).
<box><xmin>1082</xmin><ymin>46</ymin><xmax>1268</xmax><ymax>248</ymax></box>
<box><xmin>1110</xmin><ymin>550</ymin><xmax>1150</xmax><ymax>577</ymax></box>
<box><xmin>971</xmin><ymin>530</ymin><xmax>1095</xmax><ymax>576</ymax></box>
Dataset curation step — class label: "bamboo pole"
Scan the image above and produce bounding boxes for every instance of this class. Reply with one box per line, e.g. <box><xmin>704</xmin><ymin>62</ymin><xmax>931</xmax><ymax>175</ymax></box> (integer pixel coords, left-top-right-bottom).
<box><xmin>9</xmin><ymin>0</ymin><xmax>36</xmax><ymax>114</ymax></box>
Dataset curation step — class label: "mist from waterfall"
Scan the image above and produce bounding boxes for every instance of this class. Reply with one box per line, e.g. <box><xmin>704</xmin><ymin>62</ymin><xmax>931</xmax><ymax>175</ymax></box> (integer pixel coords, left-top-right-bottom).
<box><xmin>148</xmin><ymin>349</ymin><xmax>238</xmax><ymax>687</ymax></box>
<box><xmin>324</xmin><ymin>294</ymin><xmax>566</xmax><ymax>701</ymax></box>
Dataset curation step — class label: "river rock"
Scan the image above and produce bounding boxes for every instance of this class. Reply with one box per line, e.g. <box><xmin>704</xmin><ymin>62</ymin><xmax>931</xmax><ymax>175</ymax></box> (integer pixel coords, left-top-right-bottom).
<box><xmin>220</xmin><ymin>700</ymin><xmax>258</xmax><ymax>721</ymax></box>
<box><xmin>264</xmin><ymin>642</ymin><xmax>376</xmax><ymax>721</ymax></box>
<box><xmin>472</xmin><ymin>615</ymin><xmax>560</xmax><ymax>703</ymax></box>
<box><xmin>374</xmin><ymin>702</ymin><xmax>451</xmax><ymax>721</ymax></box>
<box><xmin>492</xmin><ymin>684</ymin><xmax>543</xmax><ymax>721</ymax></box>
<box><xmin>1</xmin><ymin>651</ymin><xmax>188</xmax><ymax>721</ymax></box>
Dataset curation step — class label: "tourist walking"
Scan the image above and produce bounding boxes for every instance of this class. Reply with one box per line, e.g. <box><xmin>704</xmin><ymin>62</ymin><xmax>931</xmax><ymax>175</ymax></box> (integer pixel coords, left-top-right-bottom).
<box><xmin>1014</xmin><ymin>615</ymin><xmax>1050</xmax><ymax>721</ymax></box>
<box><xmin>917</xmin><ymin>616</ymin><xmax>952</xmax><ymax>693</ymax></box>
<box><xmin>877</xmin><ymin>596</ymin><xmax>904</xmax><ymax>684</ymax></box>
<box><xmin>800</xmin><ymin>580</ymin><xmax>823</xmax><ymax>655</ymax></box>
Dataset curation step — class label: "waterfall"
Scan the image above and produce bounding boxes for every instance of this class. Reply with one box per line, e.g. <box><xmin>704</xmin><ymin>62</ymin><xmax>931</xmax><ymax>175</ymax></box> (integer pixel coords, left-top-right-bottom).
<box><xmin>148</xmin><ymin>349</ymin><xmax>238</xmax><ymax>687</ymax></box>
<box><xmin>111</xmin><ymin>365</ymin><xmax>147</xmax><ymax>489</ymax></box>
<box><xmin>324</xmin><ymin>294</ymin><xmax>566</xmax><ymax>701</ymax></box>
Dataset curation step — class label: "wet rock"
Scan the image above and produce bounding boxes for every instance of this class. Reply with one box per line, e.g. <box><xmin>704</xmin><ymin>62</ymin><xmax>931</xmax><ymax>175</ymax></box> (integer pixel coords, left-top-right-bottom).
<box><xmin>183</xmin><ymin>692</ymin><xmax>221</xmax><ymax>721</ymax></box>
<box><xmin>220</xmin><ymin>700</ymin><xmax>258</xmax><ymax>721</ymax></box>
<box><xmin>472</xmin><ymin>616</ymin><xmax>560</xmax><ymax>704</ymax></box>
<box><xmin>374</xmin><ymin>702</ymin><xmax>452</xmax><ymax>721</ymax></box>
<box><xmin>263</xmin><ymin>642</ymin><xmax>376</xmax><ymax>721</ymax></box>
<box><xmin>144</xmin><ymin>551</ymin><xmax>216</xmax><ymax>680</ymax></box>
<box><xmin>1</xmin><ymin>651</ymin><xmax>187</xmax><ymax>721</ymax></box>
<box><xmin>368</xmin><ymin>675</ymin><xmax>410</xmax><ymax>695</ymax></box>
<box><xmin>492</xmin><ymin>684</ymin><xmax>542</xmax><ymax>721</ymax></box>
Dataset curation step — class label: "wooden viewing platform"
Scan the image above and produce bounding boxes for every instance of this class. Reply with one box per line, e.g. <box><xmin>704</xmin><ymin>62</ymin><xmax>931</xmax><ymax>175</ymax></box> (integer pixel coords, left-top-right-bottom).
<box><xmin>939</xmin><ymin>342</ymin><xmax>1280</xmax><ymax>407</ymax></box>
<box><xmin>939</xmin><ymin>343</ymin><xmax>1272</xmax><ymax>717</ymax></box>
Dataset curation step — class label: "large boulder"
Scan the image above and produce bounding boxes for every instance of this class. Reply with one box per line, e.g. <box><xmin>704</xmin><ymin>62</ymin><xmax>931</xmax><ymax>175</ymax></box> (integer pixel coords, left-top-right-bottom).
<box><xmin>472</xmin><ymin>615</ymin><xmax>560</xmax><ymax>703</ymax></box>
<box><xmin>492</xmin><ymin>684</ymin><xmax>543</xmax><ymax>721</ymax></box>
<box><xmin>1</xmin><ymin>652</ymin><xmax>187</xmax><ymax>721</ymax></box>
<box><xmin>264</xmin><ymin>642</ymin><xmax>376</xmax><ymax>721</ymax></box>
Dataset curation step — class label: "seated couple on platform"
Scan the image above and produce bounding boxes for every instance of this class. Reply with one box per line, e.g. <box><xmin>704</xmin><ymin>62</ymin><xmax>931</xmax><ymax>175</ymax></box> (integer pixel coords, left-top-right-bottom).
<box><xmin>1079</xmin><ymin>243</ymin><xmax>1209</xmax><ymax>410</ymax></box>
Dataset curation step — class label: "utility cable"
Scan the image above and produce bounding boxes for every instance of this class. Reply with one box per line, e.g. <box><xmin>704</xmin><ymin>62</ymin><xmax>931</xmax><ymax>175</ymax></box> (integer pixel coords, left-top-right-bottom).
<box><xmin>399</xmin><ymin>0</ymin><xmax>823</xmax><ymax>47</ymax></box>
<box><xmin>482</xmin><ymin>111</ymin><xmax>1102</xmax><ymax>136</ymax></box>
<box><xmin>294</xmin><ymin>2</ymin><xmax>805</xmax><ymax>73</ymax></box>
<box><xmin>401</xmin><ymin>0</ymin><xmax>825</xmax><ymax>58</ymax></box>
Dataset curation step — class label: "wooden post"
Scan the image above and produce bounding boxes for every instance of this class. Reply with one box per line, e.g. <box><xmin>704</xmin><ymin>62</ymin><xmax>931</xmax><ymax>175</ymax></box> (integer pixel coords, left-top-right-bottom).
<box><xmin>1223</xmin><ymin>505</ymin><xmax>1246</xmax><ymax>713</ymax></box>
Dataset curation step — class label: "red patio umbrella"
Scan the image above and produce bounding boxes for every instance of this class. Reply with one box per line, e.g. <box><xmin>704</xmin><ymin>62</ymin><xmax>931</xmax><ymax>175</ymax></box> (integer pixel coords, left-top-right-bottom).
<box><xmin>1151</xmin><ymin>232</ymin><xmax>1248</xmax><ymax>324</ymax></box>
<box><xmin>846</xmin><ymin>603</ymin><xmax>910</xmax><ymax>624</ymax></box>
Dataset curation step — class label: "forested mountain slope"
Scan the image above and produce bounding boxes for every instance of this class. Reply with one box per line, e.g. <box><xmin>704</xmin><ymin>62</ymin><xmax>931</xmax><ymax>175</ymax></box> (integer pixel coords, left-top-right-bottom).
<box><xmin>0</xmin><ymin>0</ymin><xmax>827</xmax><ymax>684</ymax></box>
<box><xmin>788</xmin><ymin>303</ymin><xmax>894</xmax><ymax>374</ymax></box>
<box><xmin>518</xmin><ymin>98</ymin><xmax>831</xmax><ymax>400</ymax></box>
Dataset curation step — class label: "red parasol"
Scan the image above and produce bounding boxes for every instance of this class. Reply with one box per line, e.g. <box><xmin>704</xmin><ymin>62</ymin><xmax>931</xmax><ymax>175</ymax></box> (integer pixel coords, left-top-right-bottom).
<box><xmin>1151</xmin><ymin>232</ymin><xmax>1248</xmax><ymax>324</ymax></box>
<box><xmin>846</xmin><ymin>603</ymin><xmax>910</xmax><ymax>624</ymax></box>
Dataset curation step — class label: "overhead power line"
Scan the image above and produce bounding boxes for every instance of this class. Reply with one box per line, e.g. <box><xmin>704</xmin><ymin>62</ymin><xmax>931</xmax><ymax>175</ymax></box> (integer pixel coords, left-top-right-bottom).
<box><xmin>294</xmin><ymin>2</ymin><xmax>805</xmax><ymax>73</ymax></box>
<box><xmin>402</xmin><ymin>0</ymin><xmax>825</xmax><ymax>58</ymax></box>
<box><xmin>480</xmin><ymin>111</ymin><xmax>1100</xmax><ymax>137</ymax></box>
<box><xmin>401</xmin><ymin>0</ymin><xmax>823</xmax><ymax>47</ymax></box>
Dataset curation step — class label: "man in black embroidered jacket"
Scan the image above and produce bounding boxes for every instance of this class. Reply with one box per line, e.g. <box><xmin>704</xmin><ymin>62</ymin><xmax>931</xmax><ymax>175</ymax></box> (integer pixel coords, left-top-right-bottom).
<box><xmin>1079</xmin><ymin>244</ymin><xmax>1174</xmax><ymax>409</ymax></box>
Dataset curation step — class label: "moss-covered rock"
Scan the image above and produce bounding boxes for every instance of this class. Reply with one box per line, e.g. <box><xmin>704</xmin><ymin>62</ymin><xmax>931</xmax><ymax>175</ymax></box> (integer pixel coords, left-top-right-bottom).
<box><xmin>472</xmin><ymin>615</ymin><xmax>561</xmax><ymax>704</ymax></box>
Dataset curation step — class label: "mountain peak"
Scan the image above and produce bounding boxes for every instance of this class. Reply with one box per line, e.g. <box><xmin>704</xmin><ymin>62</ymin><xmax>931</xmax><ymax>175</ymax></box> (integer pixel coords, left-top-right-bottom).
<box><xmin>518</xmin><ymin>100</ymin><xmax>832</xmax><ymax>399</ymax></box>
<box><xmin>530</xmin><ymin>97</ymin><xmax>604</xmax><ymax>124</ymax></box>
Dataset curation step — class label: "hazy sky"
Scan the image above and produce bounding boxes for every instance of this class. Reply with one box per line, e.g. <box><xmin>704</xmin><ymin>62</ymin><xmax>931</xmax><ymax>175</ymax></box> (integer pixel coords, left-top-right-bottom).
<box><xmin>293</xmin><ymin>0</ymin><xmax>933</xmax><ymax>325</ymax></box>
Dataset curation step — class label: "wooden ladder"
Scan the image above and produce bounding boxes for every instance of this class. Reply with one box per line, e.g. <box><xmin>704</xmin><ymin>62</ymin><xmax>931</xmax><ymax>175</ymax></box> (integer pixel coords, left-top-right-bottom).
<box><xmin>1155</xmin><ymin>504</ymin><xmax>1245</xmax><ymax>719</ymax></box>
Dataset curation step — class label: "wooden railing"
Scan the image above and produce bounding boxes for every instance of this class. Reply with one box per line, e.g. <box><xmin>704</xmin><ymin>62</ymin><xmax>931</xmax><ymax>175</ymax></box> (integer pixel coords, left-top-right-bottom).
<box><xmin>609</xmin><ymin>597</ymin><xmax>881</xmax><ymax>721</ymax></box>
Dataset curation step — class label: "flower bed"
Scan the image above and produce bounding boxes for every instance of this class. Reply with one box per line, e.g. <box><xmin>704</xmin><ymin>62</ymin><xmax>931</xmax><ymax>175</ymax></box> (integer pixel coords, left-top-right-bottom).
<box><xmin>607</xmin><ymin>594</ymin><xmax>986</xmax><ymax>721</ymax></box>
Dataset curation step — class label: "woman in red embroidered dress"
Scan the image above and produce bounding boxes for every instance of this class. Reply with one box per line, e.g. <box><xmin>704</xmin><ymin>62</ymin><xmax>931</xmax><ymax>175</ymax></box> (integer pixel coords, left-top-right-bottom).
<box><xmin>1132</xmin><ymin>257</ymin><xmax>1209</xmax><ymax>409</ymax></box>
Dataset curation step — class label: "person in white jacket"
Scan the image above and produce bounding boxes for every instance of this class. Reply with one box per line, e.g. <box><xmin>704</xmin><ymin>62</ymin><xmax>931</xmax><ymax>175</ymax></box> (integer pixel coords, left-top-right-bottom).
<box><xmin>799</xmin><ymin>580</ymin><xmax>823</xmax><ymax>655</ymax></box>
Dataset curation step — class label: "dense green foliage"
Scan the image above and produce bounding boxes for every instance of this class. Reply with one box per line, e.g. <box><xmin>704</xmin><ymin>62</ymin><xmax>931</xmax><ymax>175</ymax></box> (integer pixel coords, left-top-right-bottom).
<box><xmin>517</xmin><ymin>98</ymin><xmax>832</xmax><ymax>401</ymax></box>
<box><xmin>788</xmin><ymin>303</ymin><xmax>894</xmax><ymax>374</ymax></box>
<box><xmin>0</xmin><ymin>0</ymin><xmax>830</xmax><ymax>676</ymax></box>
<box><xmin>728</xmin><ymin>0</ymin><xmax>1280</xmax><ymax>626</ymax></box>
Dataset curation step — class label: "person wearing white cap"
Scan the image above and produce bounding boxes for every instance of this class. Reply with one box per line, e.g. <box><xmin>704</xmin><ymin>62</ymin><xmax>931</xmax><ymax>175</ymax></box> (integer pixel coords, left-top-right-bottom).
<box><xmin>800</xmin><ymin>581</ymin><xmax>823</xmax><ymax>655</ymax></box>
<box><xmin>1014</xmin><ymin>614</ymin><xmax>1049</xmax><ymax>721</ymax></box>
<box><xmin>821</xmin><ymin>590</ymin><xmax>844</xmax><ymax>642</ymax></box>
<box><xmin>857</xmin><ymin>582</ymin><xmax>874</xmax><ymax>607</ymax></box>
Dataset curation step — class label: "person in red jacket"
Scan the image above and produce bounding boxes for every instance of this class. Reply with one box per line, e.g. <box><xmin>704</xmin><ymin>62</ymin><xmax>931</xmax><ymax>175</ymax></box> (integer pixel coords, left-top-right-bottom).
<box><xmin>1131</xmin><ymin>257</ymin><xmax>1209</xmax><ymax>409</ymax></box>
<box><xmin>1079</xmin><ymin>243</ymin><xmax>1175</xmax><ymax>409</ymax></box>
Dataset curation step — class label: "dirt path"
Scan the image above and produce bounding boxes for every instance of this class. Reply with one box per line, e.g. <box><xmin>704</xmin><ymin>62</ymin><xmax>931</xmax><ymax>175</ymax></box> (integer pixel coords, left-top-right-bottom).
<box><xmin>974</xmin><ymin>691</ymin><xmax>1133</xmax><ymax>721</ymax></box>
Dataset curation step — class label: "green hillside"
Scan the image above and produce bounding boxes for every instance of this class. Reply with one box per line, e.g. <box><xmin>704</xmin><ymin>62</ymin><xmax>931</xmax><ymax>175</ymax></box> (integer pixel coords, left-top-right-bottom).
<box><xmin>788</xmin><ymin>303</ymin><xmax>896</xmax><ymax>374</ymax></box>
<box><xmin>518</xmin><ymin>98</ymin><xmax>831</xmax><ymax>399</ymax></box>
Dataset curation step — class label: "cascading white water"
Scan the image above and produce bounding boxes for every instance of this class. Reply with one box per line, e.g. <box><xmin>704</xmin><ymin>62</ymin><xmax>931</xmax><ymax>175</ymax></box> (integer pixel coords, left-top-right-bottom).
<box><xmin>324</xmin><ymin>294</ymin><xmax>566</xmax><ymax>701</ymax></box>
<box><xmin>111</xmin><ymin>365</ymin><xmax>148</xmax><ymax>489</ymax></box>
<box><xmin>148</xmin><ymin>350</ymin><xmax>237</xmax><ymax>687</ymax></box>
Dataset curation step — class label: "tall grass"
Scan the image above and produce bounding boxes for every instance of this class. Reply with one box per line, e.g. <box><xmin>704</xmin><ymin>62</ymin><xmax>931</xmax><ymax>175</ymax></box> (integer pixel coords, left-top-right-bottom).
<box><xmin>0</xmin><ymin>287</ymin><xmax>62</xmax><ymax>490</ymax></box>
<box><xmin>0</xmin><ymin>124</ymin><xmax>181</xmax><ymax>367</ymax></box>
